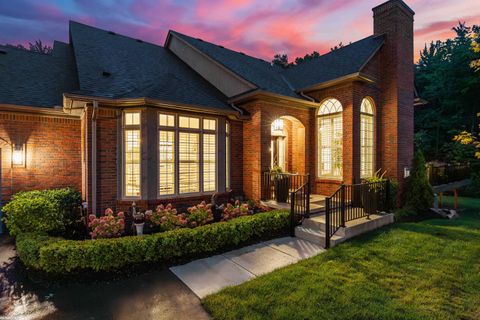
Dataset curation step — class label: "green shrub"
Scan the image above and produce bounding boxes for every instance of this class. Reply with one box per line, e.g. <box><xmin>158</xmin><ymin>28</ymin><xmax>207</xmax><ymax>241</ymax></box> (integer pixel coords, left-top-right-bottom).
<box><xmin>3</xmin><ymin>188</ymin><xmax>82</xmax><ymax>236</ymax></box>
<box><xmin>16</xmin><ymin>210</ymin><xmax>289</xmax><ymax>274</ymax></box>
<box><xmin>404</xmin><ymin>151</ymin><xmax>434</xmax><ymax>214</ymax></box>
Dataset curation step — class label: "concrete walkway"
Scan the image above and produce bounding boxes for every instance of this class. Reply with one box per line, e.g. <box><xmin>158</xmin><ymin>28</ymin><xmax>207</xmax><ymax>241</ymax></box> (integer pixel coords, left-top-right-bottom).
<box><xmin>170</xmin><ymin>237</ymin><xmax>325</xmax><ymax>298</ymax></box>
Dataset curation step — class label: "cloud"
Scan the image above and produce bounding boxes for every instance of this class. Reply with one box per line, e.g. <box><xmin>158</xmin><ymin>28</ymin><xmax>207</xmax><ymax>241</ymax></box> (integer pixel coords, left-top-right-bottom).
<box><xmin>0</xmin><ymin>0</ymin><xmax>479</xmax><ymax>63</ymax></box>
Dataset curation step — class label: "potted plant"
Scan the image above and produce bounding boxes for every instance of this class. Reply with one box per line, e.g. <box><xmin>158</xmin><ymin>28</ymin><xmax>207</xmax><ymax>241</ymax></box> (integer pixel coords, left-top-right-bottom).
<box><xmin>271</xmin><ymin>166</ymin><xmax>289</xmax><ymax>202</ymax></box>
<box><xmin>362</xmin><ymin>169</ymin><xmax>387</xmax><ymax>215</ymax></box>
<box><xmin>131</xmin><ymin>202</ymin><xmax>146</xmax><ymax>235</ymax></box>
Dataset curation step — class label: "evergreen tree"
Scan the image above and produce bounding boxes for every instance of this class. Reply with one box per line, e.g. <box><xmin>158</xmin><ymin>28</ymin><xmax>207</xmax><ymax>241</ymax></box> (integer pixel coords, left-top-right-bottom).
<box><xmin>404</xmin><ymin>151</ymin><xmax>434</xmax><ymax>212</ymax></box>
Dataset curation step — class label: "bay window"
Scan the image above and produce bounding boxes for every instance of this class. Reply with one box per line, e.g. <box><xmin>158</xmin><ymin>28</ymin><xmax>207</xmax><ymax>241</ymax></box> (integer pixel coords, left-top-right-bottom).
<box><xmin>317</xmin><ymin>98</ymin><xmax>343</xmax><ymax>178</ymax></box>
<box><xmin>124</xmin><ymin>111</ymin><xmax>141</xmax><ymax>197</ymax></box>
<box><xmin>158</xmin><ymin>113</ymin><xmax>218</xmax><ymax>197</ymax></box>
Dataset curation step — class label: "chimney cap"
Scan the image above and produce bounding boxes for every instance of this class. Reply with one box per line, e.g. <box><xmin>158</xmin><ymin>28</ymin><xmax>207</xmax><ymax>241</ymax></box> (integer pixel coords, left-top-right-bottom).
<box><xmin>373</xmin><ymin>0</ymin><xmax>415</xmax><ymax>16</ymax></box>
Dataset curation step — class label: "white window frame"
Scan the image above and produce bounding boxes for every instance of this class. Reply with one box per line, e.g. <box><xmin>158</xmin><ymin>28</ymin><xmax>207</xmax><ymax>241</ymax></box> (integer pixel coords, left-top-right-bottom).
<box><xmin>157</xmin><ymin>112</ymin><xmax>218</xmax><ymax>198</ymax></box>
<box><xmin>122</xmin><ymin>110</ymin><xmax>142</xmax><ymax>199</ymax></box>
<box><xmin>317</xmin><ymin>99</ymin><xmax>343</xmax><ymax>179</ymax></box>
<box><xmin>360</xmin><ymin>97</ymin><xmax>375</xmax><ymax>178</ymax></box>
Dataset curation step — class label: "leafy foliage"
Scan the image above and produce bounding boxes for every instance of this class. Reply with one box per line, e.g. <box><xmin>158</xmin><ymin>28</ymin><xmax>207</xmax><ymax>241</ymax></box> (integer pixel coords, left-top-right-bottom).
<box><xmin>415</xmin><ymin>22</ymin><xmax>480</xmax><ymax>162</ymax></box>
<box><xmin>15</xmin><ymin>210</ymin><xmax>290</xmax><ymax>273</ymax></box>
<box><xmin>3</xmin><ymin>188</ymin><xmax>82</xmax><ymax>236</ymax></box>
<box><xmin>404</xmin><ymin>151</ymin><xmax>434</xmax><ymax>213</ymax></box>
<box><xmin>5</xmin><ymin>39</ymin><xmax>53</xmax><ymax>54</ymax></box>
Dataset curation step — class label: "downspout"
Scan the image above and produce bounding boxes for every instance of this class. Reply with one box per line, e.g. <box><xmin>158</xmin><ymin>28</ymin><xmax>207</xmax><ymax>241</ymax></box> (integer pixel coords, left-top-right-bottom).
<box><xmin>299</xmin><ymin>91</ymin><xmax>316</xmax><ymax>103</ymax></box>
<box><xmin>91</xmin><ymin>101</ymin><xmax>99</xmax><ymax>215</ymax></box>
<box><xmin>229</xmin><ymin>103</ymin><xmax>244</xmax><ymax>116</ymax></box>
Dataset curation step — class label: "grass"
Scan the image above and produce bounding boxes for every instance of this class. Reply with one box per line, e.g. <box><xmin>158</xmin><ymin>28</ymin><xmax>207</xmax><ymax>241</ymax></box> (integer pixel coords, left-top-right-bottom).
<box><xmin>202</xmin><ymin>197</ymin><xmax>480</xmax><ymax>320</ymax></box>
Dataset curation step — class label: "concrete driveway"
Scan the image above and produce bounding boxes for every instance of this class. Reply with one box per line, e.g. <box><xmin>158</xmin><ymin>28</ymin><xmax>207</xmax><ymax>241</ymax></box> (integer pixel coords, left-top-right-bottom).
<box><xmin>0</xmin><ymin>235</ymin><xmax>210</xmax><ymax>320</ymax></box>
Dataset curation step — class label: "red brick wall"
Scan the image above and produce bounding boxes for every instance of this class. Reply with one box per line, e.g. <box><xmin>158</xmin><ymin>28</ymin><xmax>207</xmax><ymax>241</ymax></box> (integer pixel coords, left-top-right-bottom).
<box><xmin>374</xmin><ymin>0</ymin><xmax>414</xmax><ymax>191</ymax></box>
<box><xmin>229</xmin><ymin>119</ymin><xmax>243</xmax><ymax>195</ymax></box>
<box><xmin>0</xmin><ymin>110</ymin><xmax>81</xmax><ymax>201</ymax></box>
<box><xmin>240</xmin><ymin>100</ymin><xmax>311</xmax><ymax>199</ymax></box>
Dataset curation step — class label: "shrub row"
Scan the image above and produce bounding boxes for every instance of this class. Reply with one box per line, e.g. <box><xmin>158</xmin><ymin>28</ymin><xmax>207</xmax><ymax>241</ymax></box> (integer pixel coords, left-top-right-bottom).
<box><xmin>16</xmin><ymin>210</ymin><xmax>289</xmax><ymax>274</ymax></box>
<box><xmin>3</xmin><ymin>188</ymin><xmax>82</xmax><ymax>236</ymax></box>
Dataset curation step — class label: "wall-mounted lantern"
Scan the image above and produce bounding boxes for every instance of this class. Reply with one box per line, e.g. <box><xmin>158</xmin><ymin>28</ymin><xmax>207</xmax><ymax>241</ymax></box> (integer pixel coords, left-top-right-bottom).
<box><xmin>12</xmin><ymin>144</ymin><xmax>25</xmax><ymax>167</ymax></box>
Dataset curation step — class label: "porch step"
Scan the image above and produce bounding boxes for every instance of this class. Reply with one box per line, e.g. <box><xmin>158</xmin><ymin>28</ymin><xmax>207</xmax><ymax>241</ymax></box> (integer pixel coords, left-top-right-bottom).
<box><xmin>294</xmin><ymin>226</ymin><xmax>345</xmax><ymax>248</ymax></box>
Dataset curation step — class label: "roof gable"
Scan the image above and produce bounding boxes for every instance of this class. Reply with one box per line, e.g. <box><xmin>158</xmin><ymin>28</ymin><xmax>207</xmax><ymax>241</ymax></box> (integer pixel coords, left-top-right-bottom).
<box><xmin>283</xmin><ymin>35</ymin><xmax>385</xmax><ymax>91</ymax></box>
<box><xmin>68</xmin><ymin>21</ymin><xmax>232</xmax><ymax>112</ymax></box>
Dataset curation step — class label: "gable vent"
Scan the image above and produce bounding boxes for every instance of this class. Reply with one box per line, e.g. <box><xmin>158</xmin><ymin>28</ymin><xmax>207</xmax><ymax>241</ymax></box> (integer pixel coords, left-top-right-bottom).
<box><xmin>102</xmin><ymin>71</ymin><xmax>111</xmax><ymax>77</ymax></box>
<box><xmin>108</xmin><ymin>31</ymin><xmax>116</xmax><ymax>35</ymax></box>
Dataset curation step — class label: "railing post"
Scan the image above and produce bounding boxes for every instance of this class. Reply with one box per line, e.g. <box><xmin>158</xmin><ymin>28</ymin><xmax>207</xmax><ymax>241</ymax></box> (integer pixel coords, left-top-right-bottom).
<box><xmin>325</xmin><ymin>197</ymin><xmax>330</xmax><ymax>249</ymax></box>
<box><xmin>340</xmin><ymin>184</ymin><xmax>346</xmax><ymax>228</ymax></box>
<box><xmin>305</xmin><ymin>174</ymin><xmax>310</xmax><ymax>218</ymax></box>
<box><xmin>385</xmin><ymin>179</ymin><xmax>391</xmax><ymax>212</ymax></box>
<box><xmin>290</xmin><ymin>191</ymin><xmax>295</xmax><ymax>237</ymax></box>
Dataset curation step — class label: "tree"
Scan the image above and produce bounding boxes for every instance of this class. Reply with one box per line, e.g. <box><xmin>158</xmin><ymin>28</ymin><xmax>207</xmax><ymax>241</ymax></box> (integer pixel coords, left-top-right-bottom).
<box><xmin>4</xmin><ymin>39</ymin><xmax>53</xmax><ymax>54</ymax></box>
<box><xmin>404</xmin><ymin>151</ymin><xmax>434</xmax><ymax>212</ymax></box>
<box><xmin>470</xmin><ymin>25</ymin><xmax>480</xmax><ymax>71</ymax></box>
<box><xmin>271</xmin><ymin>53</ymin><xmax>290</xmax><ymax>68</ymax></box>
<box><xmin>415</xmin><ymin>22</ymin><xmax>480</xmax><ymax>161</ymax></box>
<box><xmin>294</xmin><ymin>51</ymin><xmax>320</xmax><ymax>65</ymax></box>
<box><xmin>453</xmin><ymin>113</ymin><xmax>480</xmax><ymax>159</ymax></box>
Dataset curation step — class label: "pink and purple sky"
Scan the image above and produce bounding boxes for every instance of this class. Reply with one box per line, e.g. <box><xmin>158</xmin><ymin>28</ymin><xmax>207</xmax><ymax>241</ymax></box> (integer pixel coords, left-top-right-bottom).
<box><xmin>1</xmin><ymin>0</ymin><xmax>479</xmax><ymax>62</ymax></box>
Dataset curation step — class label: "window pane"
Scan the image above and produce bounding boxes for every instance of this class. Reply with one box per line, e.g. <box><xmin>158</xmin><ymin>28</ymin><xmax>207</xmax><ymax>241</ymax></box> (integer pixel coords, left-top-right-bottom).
<box><xmin>159</xmin><ymin>114</ymin><xmax>175</xmax><ymax>127</ymax></box>
<box><xmin>203</xmin><ymin>134</ymin><xmax>216</xmax><ymax>192</ymax></box>
<box><xmin>361</xmin><ymin>114</ymin><xmax>374</xmax><ymax>178</ymax></box>
<box><xmin>318</xmin><ymin>115</ymin><xmax>342</xmax><ymax>177</ymax></box>
<box><xmin>159</xmin><ymin>131</ymin><xmax>175</xmax><ymax>195</ymax></box>
<box><xmin>203</xmin><ymin>119</ymin><xmax>216</xmax><ymax>131</ymax></box>
<box><xmin>125</xmin><ymin>112</ymin><xmax>140</xmax><ymax>125</ymax></box>
<box><xmin>179</xmin><ymin>116</ymin><xmax>199</xmax><ymax>129</ymax></box>
<box><xmin>179</xmin><ymin>132</ymin><xmax>199</xmax><ymax>193</ymax></box>
<box><xmin>125</xmin><ymin>129</ymin><xmax>141</xmax><ymax>197</ymax></box>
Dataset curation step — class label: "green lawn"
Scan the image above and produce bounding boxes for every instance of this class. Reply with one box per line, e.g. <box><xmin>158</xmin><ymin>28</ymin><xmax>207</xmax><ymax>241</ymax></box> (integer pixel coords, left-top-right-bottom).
<box><xmin>203</xmin><ymin>197</ymin><xmax>480</xmax><ymax>320</ymax></box>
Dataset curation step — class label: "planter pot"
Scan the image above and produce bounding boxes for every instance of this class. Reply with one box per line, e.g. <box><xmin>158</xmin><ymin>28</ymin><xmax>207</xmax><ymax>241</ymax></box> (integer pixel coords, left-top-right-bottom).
<box><xmin>135</xmin><ymin>223</ymin><xmax>145</xmax><ymax>236</ymax></box>
<box><xmin>274</xmin><ymin>176</ymin><xmax>290</xmax><ymax>203</ymax></box>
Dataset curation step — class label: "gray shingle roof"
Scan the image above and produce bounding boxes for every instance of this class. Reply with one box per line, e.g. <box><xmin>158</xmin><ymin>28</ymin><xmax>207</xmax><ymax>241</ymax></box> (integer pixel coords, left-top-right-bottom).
<box><xmin>0</xmin><ymin>42</ymin><xmax>77</xmax><ymax>107</ymax></box>
<box><xmin>171</xmin><ymin>31</ymin><xmax>384</xmax><ymax>95</ymax></box>
<box><xmin>69</xmin><ymin>22</ymin><xmax>232</xmax><ymax>112</ymax></box>
<box><xmin>284</xmin><ymin>35</ymin><xmax>385</xmax><ymax>90</ymax></box>
<box><xmin>0</xmin><ymin>21</ymin><xmax>384</xmax><ymax>110</ymax></box>
<box><xmin>170</xmin><ymin>31</ymin><xmax>301</xmax><ymax>99</ymax></box>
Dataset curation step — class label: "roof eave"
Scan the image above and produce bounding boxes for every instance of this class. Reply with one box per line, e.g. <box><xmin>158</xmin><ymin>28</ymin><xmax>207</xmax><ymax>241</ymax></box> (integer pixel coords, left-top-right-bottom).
<box><xmin>298</xmin><ymin>72</ymin><xmax>377</xmax><ymax>93</ymax></box>
<box><xmin>63</xmin><ymin>93</ymin><xmax>241</xmax><ymax>117</ymax></box>
<box><xmin>228</xmin><ymin>89</ymin><xmax>319</xmax><ymax>108</ymax></box>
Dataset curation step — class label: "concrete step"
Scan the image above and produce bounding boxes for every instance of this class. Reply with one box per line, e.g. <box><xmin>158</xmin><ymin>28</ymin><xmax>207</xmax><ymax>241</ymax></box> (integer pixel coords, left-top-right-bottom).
<box><xmin>294</xmin><ymin>226</ymin><xmax>345</xmax><ymax>247</ymax></box>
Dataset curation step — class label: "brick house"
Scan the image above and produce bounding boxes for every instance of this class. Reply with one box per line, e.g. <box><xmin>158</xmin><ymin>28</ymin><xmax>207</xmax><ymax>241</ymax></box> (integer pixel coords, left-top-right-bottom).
<box><xmin>0</xmin><ymin>0</ymin><xmax>414</xmax><ymax>214</ymax></box>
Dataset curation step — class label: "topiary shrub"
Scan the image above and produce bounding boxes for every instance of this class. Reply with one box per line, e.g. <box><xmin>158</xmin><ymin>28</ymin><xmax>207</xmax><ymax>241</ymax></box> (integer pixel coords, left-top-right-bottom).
<box><xmin>3</xmin><ymin>188</ymin><xmax>82</xmax><ymax>236</ymax></box>
<box><xmin>404</xmin><ymin>150</ymin><xmax>434</xmax><ymax>214</ymax></box>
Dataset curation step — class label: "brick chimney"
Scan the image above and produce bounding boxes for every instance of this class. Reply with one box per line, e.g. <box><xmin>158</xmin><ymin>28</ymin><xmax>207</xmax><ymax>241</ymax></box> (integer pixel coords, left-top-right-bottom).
<box><xmin>373</xmin><ymin>0</ymin><xmax>415</xmax><ymax>187</ymax></box>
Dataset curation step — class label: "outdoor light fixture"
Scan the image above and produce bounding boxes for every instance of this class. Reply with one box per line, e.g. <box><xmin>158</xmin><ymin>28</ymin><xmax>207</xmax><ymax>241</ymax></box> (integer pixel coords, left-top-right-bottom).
<box><xmin>272</xmin><ymin>119</ymin><xmax>284</xmax><ymax>132</ymax></box>
<box><xmin>12</xmin><ymin>144</ymin><xmax>25</xmax><ymax>166</ymax></box>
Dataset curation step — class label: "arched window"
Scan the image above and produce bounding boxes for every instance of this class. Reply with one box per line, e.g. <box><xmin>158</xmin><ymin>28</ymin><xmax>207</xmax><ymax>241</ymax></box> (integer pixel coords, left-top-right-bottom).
<box><xmin>318</xmin><ymin>99</ymin><xmax>343</xmax><ymax>178</ymax></box>
<box><xmin>360</xmin><ymin>97</ymin><xmax>375</xmax><ymax>178</ymax></box>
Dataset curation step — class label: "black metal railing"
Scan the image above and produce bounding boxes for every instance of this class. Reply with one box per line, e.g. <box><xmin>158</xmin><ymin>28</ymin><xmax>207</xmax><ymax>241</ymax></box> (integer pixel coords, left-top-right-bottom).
<box><xmin>290</xmin><ymin>176</ymin><xmax>310</xmax><ymax>236</ymax></box>
<box><xmin>325</xmin><ymin>180</ymin><xmax>390</xmax><ymax>248</ymax></box>
<box><xmin>262</xmin><ymin>172</ymin><xmax>309</xmax><ymax>203</ymax></box>
<box><xmin>427</xmin><ymin>163</ymin><xmax>470</xmax><ymax>186</ymax></box>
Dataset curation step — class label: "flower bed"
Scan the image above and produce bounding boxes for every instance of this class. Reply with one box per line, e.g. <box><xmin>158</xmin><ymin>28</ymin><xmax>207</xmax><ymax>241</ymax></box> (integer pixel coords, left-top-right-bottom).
<box><xmin>16</xmin><ymin>210</ymin><xmax>289</xmax><ymax>274</ymax></box>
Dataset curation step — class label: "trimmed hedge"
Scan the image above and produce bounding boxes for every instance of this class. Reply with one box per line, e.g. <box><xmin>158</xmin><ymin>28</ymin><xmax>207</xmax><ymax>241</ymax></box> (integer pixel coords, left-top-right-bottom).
<box><xmin>16</xmin><ymin>210</ymin><xmax>289</xmax><ymax>274</ymax></box>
